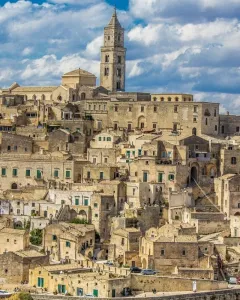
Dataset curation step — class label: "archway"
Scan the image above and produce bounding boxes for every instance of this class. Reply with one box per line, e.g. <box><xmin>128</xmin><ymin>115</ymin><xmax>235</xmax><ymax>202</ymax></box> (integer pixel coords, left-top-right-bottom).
<box><xmin>192</xmin><ymin>128</ymin><xmax>197</xmax><ymax>135</ymax></box>
<box><xmin>14</xmin><ymin>221</ymin><xmax>23</xmax><ymax>229</ymax></box>
<box><xmin>190</xmin><ymin>166</ymin><xmax>198</xmax><ymax>185</ymax></box>
<box><xmin>142</xmin><ymin>258</ymin><xmax>147</xmax><ymax>269</ymax></box>
<box><xmin>79</xmin><ymin>210</ymin><xmax>87</xmax><ymax>221</ymax></box>
<box><xmin>138</xmin><ymin>116</ymin><xmax>146</xmax><ymax>130</ymax></box>
<box><xmin>11</xmin><ymin>183</ymin><xmax>18</xmax><ymax>189</ymax></box>
<box><xmin>81</xmin><ymin>93</ymin><xmax>86</xmax><ymax>100</ymax></box>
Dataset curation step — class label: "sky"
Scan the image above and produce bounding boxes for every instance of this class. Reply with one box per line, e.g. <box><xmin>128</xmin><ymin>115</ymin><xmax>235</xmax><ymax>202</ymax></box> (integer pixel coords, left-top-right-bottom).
<box><xmin>0</xmin><ymin>0</ymin><xmax>240</xmax><ymax>114</ymax></box>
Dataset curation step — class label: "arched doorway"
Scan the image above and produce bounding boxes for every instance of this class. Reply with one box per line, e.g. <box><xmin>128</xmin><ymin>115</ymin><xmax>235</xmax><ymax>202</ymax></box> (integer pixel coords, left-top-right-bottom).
<box><xmin>138</xmin><ymin>116</ymin><xmax>146</xmax><ymax>130</ymax></box>
<box><xmin>11</xmin><ymin>183</ymin><xmax>18</xmax><ymax>189</ymax></box>
<box><xmin>192</xmin><ymin>128</ymin><xmax>197</xmax><ymax>135</ymax></box>
<box><xmin>190</xmin><ymin>166</ymin><xmax>198</xmax><ymax>185</ymax></box>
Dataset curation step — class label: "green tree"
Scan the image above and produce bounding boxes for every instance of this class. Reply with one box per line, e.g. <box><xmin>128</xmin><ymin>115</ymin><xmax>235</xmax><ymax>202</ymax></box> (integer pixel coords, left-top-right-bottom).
<box><xmin>30</xmin><ymin>229</ymin><xmax>42</xmax><ymax>246</ymax></box>
<box><xmin>70</xmin><ymin>218</ymin><xmax>89</xmax><ymax>224</ymax></box>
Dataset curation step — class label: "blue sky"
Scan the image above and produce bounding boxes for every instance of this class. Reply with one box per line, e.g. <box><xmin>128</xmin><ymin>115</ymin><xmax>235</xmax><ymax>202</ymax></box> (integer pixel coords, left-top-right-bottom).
<box><xmin>0</xmin><ymin>0</ymin><xmax>240</xmax><ymax>114</ymax></box>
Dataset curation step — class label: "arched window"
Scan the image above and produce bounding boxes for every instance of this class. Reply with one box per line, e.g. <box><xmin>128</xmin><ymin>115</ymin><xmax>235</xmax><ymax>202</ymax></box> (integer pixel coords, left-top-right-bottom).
<box><xmin>41</xmin><ymin>94</ymin><xmax>45</xmax><ymax>101</ymax></box>
<box><xmin>168</xmin><ymin>97</ymin><xmax>172</xmax><ymax>102</ymax></box>
<box><xmin>105</xmin><ymin>55</ymin><xmax>109</xmax><ymax>63</ymax></box>
<box><xmin>192</xmin><ymin>128</ymin><xmax>197</xmax><ymax>135</ymax></box>
<box><xmin>57</xmin><ymin>95</ymin><xmax>62</xmax><ymax>101</ymax></box>
<box><xmin>175</xmin><ymin>97</ymin><xmax>179</xmax><ymax>102</ymax></box>
<box><xmin>153</xmin><ymin>97</ymin><xmax>157</xmax><ymax>101</ymax></box>
<box><xmin>32</xmin><ymin>94</ymin><xmax>37</xmax><ymax>101</ymax></box>
<box><xmin>231</xmin><ymin>157</ymin><xmax>237</xmax><ymax>165</ymax></box>
<box><xmin>160</xmin><ymin>97</ymin><xmax>164</xmax><ymax>101</ymax></box>
<box><xmin>205</xmin><ymin>118</ymin><xmax>208</xmax><ymax>125</ymax></box>
<box><xmin>81</xmin><ymin>93</ymin><xmax>86</xmax><ymax>100</ymax></box>
<box><xmin>104</xmin><ymin>68</ymin><xmax>109</xmax><ymax>76</ymax></box>
<box><xmin>11</xmin><ymin>183</ymin><xmax>18</xmax><ymax>190</ymax></box>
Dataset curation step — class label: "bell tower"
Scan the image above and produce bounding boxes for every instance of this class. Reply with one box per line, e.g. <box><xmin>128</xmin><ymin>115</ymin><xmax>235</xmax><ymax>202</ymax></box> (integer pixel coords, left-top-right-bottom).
<box><xmin>100</xmin><ymin>8</ymin><xmax>126</xmax><ymax>92</ymax></box>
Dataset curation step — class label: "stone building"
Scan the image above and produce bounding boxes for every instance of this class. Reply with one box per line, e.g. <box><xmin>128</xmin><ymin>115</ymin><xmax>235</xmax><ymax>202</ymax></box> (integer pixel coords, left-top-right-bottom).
<box><xmin>43</xmin><ymin>222</ymin><xmax>95</xmax><ymax>262</ymax></box>
<box><xmin>0</xmin><ymin>250</ymin><xmax>49</xmax><ymax>284</ymax></box>
<box><xmin>0</xmin><ymin>227</ymin><xmax>29</xmax><ymax>254</ymax></box>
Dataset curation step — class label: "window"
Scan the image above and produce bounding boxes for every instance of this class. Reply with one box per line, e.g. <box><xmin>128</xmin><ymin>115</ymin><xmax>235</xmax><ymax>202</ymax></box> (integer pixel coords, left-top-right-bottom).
<box><xmin>238</xmin><ymin>203</ymin><xmax>240</xmax><ymax>209</ymax></box>
<box><xmin>93</xmin><ymin>157</ymin><xmax>97</xmax><ymax>164</ymax></box>
<box><xmin>174</xmin><ymin>106</ymin><xmax>178</xmax><ymax>113</ymax></box>
<box><xmin>182</xmin><ymin>249</ymin><xmax>186</xmax><ymax>256</ymax></box>
<box><xmin>114</xmin><ymin>105</ymin><xmax>118</xmax><ymax>112</ymax></box>
<box><xmin>66</xmin><ymin>241</ymin><xmax>71</xmax><ymax>247</ymax></box>
<box><xmin>116</xmin><ymin>82</ymin><xmax>121</xmax><ymax>90</ymax></box>
<box><xmin>95</xmin><ymin>214</ymin><xmax>98</xmax><ymax>218</ymax></box>
<box><xmin>193</xmin><ymin>117</ymin><xmax>197</xmax><ymax>123</ymax></box>
<box><xmin>128</xmin><ymin>123</ymin><xmax>132</xmax><ymax>131</ymax></box>
<box><xmin>94</xmin><ymin>203</ymin><xmax>98</xmax><ymax>208</ymax></box>
<box><xmin>205</xmin><ymin>118</ymin><xmax>208</xmax><ymax>125</ymax></box>
<box><xmin>154</xmin><ymin>106</ymin><xmax>157</xmax><ymax>112</ymax></box>
<box><xmin>105</xmin><ymin>55</ymin><xmax>109</xmax><ymax>62</ymax></box>
<box><xmin>87</xmin><ymin>171</ymin><xmax>91</xmax><ymax>179</ymax></box>
<box><xmin>104</xmin><ymin>157</ymin><xmax>108</xmax><ymax>163</ymax></box>
<box><xmin>129</xmin><ymin>105</ymin><xmax>132</xmax><ymax>112</ymax></box>
<box><xmin>215</xmin><ymin>125</ymin><xmax>218</xmax><ymax>131</ymax></box>
<box><xmin>88</xmin><ymin>104</ymin><xmax>91</xmax><ymax>110</ymax></box>
<box><xmin>52</xmin><ymin>235</ymin><xmax>57</xmax><ymax>241</ymax></box>
<box><xmin>58</xmin><ymin>284</ymin><xmax>66</xmax><ymax>294</ymax></box>
<box><xmin>153</xmin><ymin>123</ymin><xmax>157</xmax><ymax>129</ymax></box>
<box><xmin>36</xmin><ymin>169</ymin><xmax>42</xmax><ymax>179</ymax></box>
<box><xmin>54</xmin><ymin>169</ymin><xmax>59</xmax><ymax>178</ymax></box>
<box><xmin>168</xmin><ymin>174</ymin><xmax>175</xmax><ymax>181</ymax></box>
<box><xmin>104</xmin><ymin>68</ymin><xmax>109</xmax><ymax>76</ymax></box>
<box><xmin>121</xmin><ymin>238</ymin><xmax>125</xmax><ymax>245</ymax></box>
<box><xmin>143</xmin><ymin>172</ymin><xmax>148</xmax><ymax>182</ymax></box>
<box><xmin>161</xmin><ymin>97</ymin><xmax>164</xmax><ymax>101</ymax></box>
<box><xmin>84</xmin><ymin>198</ymin><xmax>89</xmax><ymax>206</ymax></box>
<box><xmin>117</xmin><ymin>68</ymin><xmax>121</xmax><ymax>77</ymax></box>
<box><xmin>141</xmin><ymin>106</ymin><xmax>144</xmax><ymax>112</ymax></box>
<box><xmin>100</xmin><ymin>172</ymin><xmax>104</xmax><ymax>180</ymax></box>
<box><xmin>168</xmin><ymin>97</ymin><xmax>171</xmax><ymax>102</ymax></box>
<box><xmin>214</xmin><ymin>109</ymin><xmax>217</xmax><ymax>117</ymax></box>
<box><xmin>138</xmin><ymin>149</ymin><xmax>142</xmax><ymax>156</ymax></box>
<box><xmin>108</xmin><ymin>36</ymin><xmax>110</xmax><ymax>40</ymax></box>
<box><xmin>140</xmin><ymin>122</ymin><xmax>144</xmax><ymax>129</ymax></box>
<box><xmin>158</xmin><ymin>173</ymin><xmax>164</xmax><ymax>183</ymax></box>
<box><xmin>221</xmin><ymin>126</ymin><xmax>225</xmax><ymax>134</ymax></box>
<box><xmin>75</xmin><ymin>197</ymin><xmax>79</xmax><ymax>205</ymax></box>
<box><xmin>12</xmin><ymin>168</ymin><xmax>18</xmax><ymax>177</ymax></box>
<box><xmin>37</xmin><ymin>278</ymin><xmax>44</xmax><ymax>288</ymax></box>
<box><xmin>1</xmin><ymin>168</ymin><xmax>6</xmax><ymax>176</ymax></box>
<box><xmin>194</xmin><ymin>106</ymin><xmax>198</xmax><ymax>113</ymax></box>
<box><xmin>7</xmin><ymin>146</ymin><xmax>11</xmax><ymax>151</ymax></box>
<box><xmin>118</xmin><ymin>56</ymin><xmax>121</xmax><ymax>64</ymax></box>
<box><xmin>236</xmin><ymin>127</ymin><xmax>240</xmax><ymax>133</ymax></box>
<box><xmin>118</xmin><ymin>34</ymin><xmax>121</xmax><ymax>41</ymax></box>
<box><xmin>231</xmin><ymin>157</ymin><xmax>237</xmax><ymax>165</ymax></box>
<box><xmin>26</xmin><ymin>169</ymin><xmax>31</xmax><ymax>177</ymax></box>
<box><xmin>161</xmin><ymin>249</ymin><xmax>165</xmax><ymax>256</ymax></box>
<box><xmin>114</xmin><ymin>123</ymin><xmax>118</xmax><ymax>130</ymax></box>
<box><xmin>65</xmin><ymin>170</ymin><xmax>71</xmax><ymax>179</ymax></box>
<box><xmin>153</xmin><ymin>97</ymin><xmax>157</xmax><ymax>101</ymax></box>
<box><xmin>14</xmin><ymin>146</ymin><xmax>17</xmax><ymax>151</ymax></box>
<box><xmin>107</xmin><ymin>137</ymin><xmax>111</xmax><ymax>141</ymax></box>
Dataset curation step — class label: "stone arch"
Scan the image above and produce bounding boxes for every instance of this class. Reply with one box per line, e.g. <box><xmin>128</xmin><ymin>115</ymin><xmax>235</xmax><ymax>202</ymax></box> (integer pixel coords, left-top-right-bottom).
<box><xmin>138</xmin><ymin>115</ymin><xmax>146</xmax><ymax>129</ymax></box>
<box><xmin>79</xmin><ymin>210</ymin><xmax>87</xmax><ymax>220</ymax></box>
<box><xmin>41</xmin><ymin>94</ymin><xmax>45</xmax><ymax>101</ymax></box>
<box><xmin>142</xmin><ymin>258</ymin><xmax>147</xmax><ymax>269</ymax></box>
<box><xmin>11</xmin><ymin>182</ymin><xmax>18</xmax><ymax>190</ymax></box>
<box><xmin>14</xmin><ymin>221</ymin><xmax>23</xmax><ymax>228</ymax></box>
<box><xmin>87</xmin><ymin>251</ymin><xmax>93</xmax><ymax>259</ymax></box>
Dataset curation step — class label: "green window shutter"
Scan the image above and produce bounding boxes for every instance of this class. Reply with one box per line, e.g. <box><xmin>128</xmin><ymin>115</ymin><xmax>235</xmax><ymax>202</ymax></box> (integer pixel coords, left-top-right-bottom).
<box><xmin>66</xmin><ymin>241</ymin><xmax>71</xmax><ymax>247</ymax></box>
<box><xmin>100</xmin><ymin>172</ymin><xmax>104</xmax><ymax>180</ymax></box>
<box><xmin>158</xmin><ymin>173</ymin><xmax>163</xmax><ymax>183</ymax></box>
<box><xmin>87</xmin><ymin>171</ymin><xmax>91</xmax><ymax>179</ymax></box>
<box><xmin>37</xmin><ymin>170</ymin><xmax>42</xmax><ymax>179</ymax></box>
<box><xmin>37</xmin><ymin>277</ymin><xmax>41</xmax><ymax>287</ymax></box>
<box><xmin>58</xmin><ymin>285</ymin><xmax>62</xmax><ymax>294</ymax></box>
<box><xmin>62</xmin><ymin>285</ymin><xmax>66</xmax><ymax>294</ymax></box>
<box><xmin>1</xmin><ymin>168</ymin><xmax>6</xmax><ymax>176</ymax></box>
<box><xmin>26</xmin><ymin>169</ymin><xmax>31</xmax><ymax>177</ymax></box>
<box><xmin>98</xmin><ymin>137</ymin><xmax>101</xmax><ymax>141</ymax></box>
<box><xmin>66</xmin><ymin>170</ymin><xmax>71</xmax><ymax>179</ymax></box>
<box><xmin>12</xmin><ymin>169</ymin><xmax>18</xmax><ymax>176</ymax></box>
<box><xmin>138</xmin><ymin>149</ymin><xmax>142</xmax><ymax>156</ymax></box>
<box><xmin>84</xmin><ymin>198</ymin><xmax>89</xmax><ymax>206</ymax></box>
<box><xmin>107</xmin><ymin>137</ymin><xmax>111</xmax><ymax>141</ymax></box>
<box><xmin>143</xmin><ymin>172</ymin><xmax>148</xmax><ymax>182</ymax></box>
<box><xmin>75</xmin><ymin>198</ymin><xmax>79</xmax><ymax>205</ymax></box>
<box><xmin>52</xmin><ymin>235</ymin><xmax>57</xmax><ymax>241</ymax></box>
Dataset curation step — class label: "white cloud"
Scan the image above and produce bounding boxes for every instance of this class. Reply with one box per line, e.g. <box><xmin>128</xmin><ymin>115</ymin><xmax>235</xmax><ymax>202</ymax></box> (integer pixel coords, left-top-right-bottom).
<box><xmin>84</xmin><ymin>35</ymin><xmax>103</xmax><ymax>58</ymax></box>
<box><xmin>22</xmin><ymin>47</ymin><xmax>33</xmax><ymax>56</ymax></box>
<box><xmin>48</xmin><ymin>0</ymin><xmax>100</xmax><ymax>4</ymax></box>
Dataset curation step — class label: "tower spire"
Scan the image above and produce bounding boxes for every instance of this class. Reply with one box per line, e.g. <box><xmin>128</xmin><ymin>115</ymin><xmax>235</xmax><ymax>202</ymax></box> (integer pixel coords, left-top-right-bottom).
<box><xmin>108</xmin><ymin>6</ymin><xmax>121</xmax><ymax>28</ymax></box>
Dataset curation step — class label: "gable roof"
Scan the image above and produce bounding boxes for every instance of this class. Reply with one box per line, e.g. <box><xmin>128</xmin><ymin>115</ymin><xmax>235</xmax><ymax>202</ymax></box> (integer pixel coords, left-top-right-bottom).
<box><xmin>63</xmin><ymin>69</ymin><xmax>96</xmax><ymax>78</ymax></box>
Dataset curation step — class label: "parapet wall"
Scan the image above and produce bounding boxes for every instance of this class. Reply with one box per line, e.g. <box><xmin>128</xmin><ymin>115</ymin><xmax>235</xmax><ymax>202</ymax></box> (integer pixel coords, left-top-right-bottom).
<box><xmin>32</xmin><ymin>288</ymin><xmax>240</xmax><ymax>300</ymax></box>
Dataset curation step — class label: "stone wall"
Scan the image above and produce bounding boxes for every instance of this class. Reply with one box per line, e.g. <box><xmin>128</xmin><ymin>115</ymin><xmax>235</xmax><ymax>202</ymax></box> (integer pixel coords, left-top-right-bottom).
<box><xmin>32</xmin><ymin>288</ymin><xmax>240</xmax><ymax>300</ymax></box>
